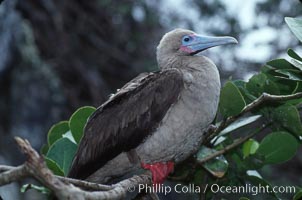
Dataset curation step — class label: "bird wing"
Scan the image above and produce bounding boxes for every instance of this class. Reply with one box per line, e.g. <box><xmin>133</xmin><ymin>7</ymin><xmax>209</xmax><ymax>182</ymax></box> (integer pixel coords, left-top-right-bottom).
<box><xmin>68</xmin><ymin>69</ymin><xmax>184</xmax><ymax>179</ymax></box>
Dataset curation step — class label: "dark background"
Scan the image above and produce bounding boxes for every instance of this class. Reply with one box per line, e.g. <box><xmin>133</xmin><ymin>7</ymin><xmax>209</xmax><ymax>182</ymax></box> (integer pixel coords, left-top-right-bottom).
<box><xmin>0</xmin><ymin>0</ymin><xmax>301</xmax><ymax>199</ymax></box>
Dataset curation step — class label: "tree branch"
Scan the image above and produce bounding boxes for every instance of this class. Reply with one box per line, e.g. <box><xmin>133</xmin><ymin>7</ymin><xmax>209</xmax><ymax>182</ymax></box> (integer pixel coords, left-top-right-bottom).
<box><xmin>204</xmin><ymin>92</ymin><xmax>302</xmax><ymax>143</ymax></box>
<box><xmin>0</xmin><ymin>165</ymin><xmax>27</xmax><ymax>185</ymax></box>
<box><xmin>0</xmin><ymin>137</ymin><xmax>152</xmax><ymax>200</ymax></box>
<box><xmin>57</xmin><ymin>176</ymin><xmax>113</xmax><ymax>191</ymax></box>
<box><xmin>198</xmin><ymin>123</ymin><xmax>268</xmax><ymax>165</ymax></box>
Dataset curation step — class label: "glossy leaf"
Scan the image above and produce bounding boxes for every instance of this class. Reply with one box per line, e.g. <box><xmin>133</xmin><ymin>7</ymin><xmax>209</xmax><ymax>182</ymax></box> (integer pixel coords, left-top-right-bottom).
<box><xmin>46</xmin><ymin>138</ymin><xmax>77</xmax><ymax>175</ymax></box>
<box><xmin>219</xmin><ymin>81</ymin><xmax>246</xmax><ymax>117</ymax></box>
<box><xmin>197</xmin><ymin>146</ymin><xmax>228</xmax><ymax>178</ymax></box>
<box><xmin>47</xmin><ymin>121</ymin><xmax>70</xmax><ymax>146</ymax></box>
<box><xmin>69</xmin><ymin>106</ymin><xmax>96</xmax><ymax>143</ymax></box>
<box><xmin>267</xmin><ymin>58</ymin><xmax>296</xmax><ymax>70</ymax></box>
<box><xmin>285</xmin><ymin>17</ymin><xmax>302</xmax><ymax>42</ymax></box>
<box><xmin>62</xmin><ymin>130</ymin><xmax>76</xmax><ymax>144</ymax></box>
<box><xmin>256</xmin><ymin>131</ymin><xmax>299</xmax><ymax>164</ymax></box>
<box><xmin>243</xmin><ymin>139</ymin><xmax>259</xmax><ymax>158</ymax></box>
<box><xmin>288</xmin><ymin>48</ymin><xmax>302</xmax><ymax>62</ymax></box>
<box><xmin>219</xmin><ymin>115</ymin><xmax>262</xmax><ymax>135</ymax></box>
<box><xmin>275</xmin><ymin>69</ymin><xmax>302</xmax><ymax>81</ymax></box>
<box><xmin>273</xmin><ymin>104</ymin><xmax>302</xmax><ymax>136</ymax></box>
<box><xmin>44</xmin><ymin>157</ymin><xmax>64</xmax><ymax>176</ymax></box>
<box><xmin>290</xmin><ymin>58</ymin><xmax>302</xmax><ymax>71</ymax></box>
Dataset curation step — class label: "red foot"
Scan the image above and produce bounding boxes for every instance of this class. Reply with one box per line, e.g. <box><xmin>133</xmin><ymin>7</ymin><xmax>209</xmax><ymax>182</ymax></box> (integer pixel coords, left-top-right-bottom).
<box><xmin>141</xmin><ymin>161</ymin><xmax>174</xmax><ymax>184</ymax></box>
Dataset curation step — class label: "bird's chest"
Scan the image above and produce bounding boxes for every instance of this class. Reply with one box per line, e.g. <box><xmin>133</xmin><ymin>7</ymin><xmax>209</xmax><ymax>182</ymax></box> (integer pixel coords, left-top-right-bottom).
<box><xmin>138</xmin><ymin>70</ymin><xmax>220</xmax><ymax>163</ymax></box>
<box><xmin>174</xmin><ymin>70</ymin><xmax>220</xmax><ymax>132</ymax></box>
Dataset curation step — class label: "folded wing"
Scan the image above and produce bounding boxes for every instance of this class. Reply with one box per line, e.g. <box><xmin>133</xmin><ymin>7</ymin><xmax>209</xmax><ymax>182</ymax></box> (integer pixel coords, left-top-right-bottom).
<box><xmin>68</xmin><ymin>69</ymin><xmax>184</xmax><ymax>179</ymax></box>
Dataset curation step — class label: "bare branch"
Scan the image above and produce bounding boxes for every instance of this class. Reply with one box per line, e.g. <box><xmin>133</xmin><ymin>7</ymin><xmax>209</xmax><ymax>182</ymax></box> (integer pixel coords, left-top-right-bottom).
<box><xmin>0</xmin><ymin>165</ymin><xmax>18</xmax><ymax>173</ymax></box>
<box><xmin>204</xmin><ymin>92</ymin><xmax>302</xmax><ymax>143</ymax></box>
<box><xmin>198</xmin><ymin>123</ymin><xmax>268</xmax><ymax>165</ymax></box>
<box><xmin>0</xmin><ymin>137</ymin><xmax>152</xmax><ymax>200</ymax></box>
<box><xmin>57</xmin><ymin>176</ymin><xmax>113</xmax><ymax>191</ymax></box>
<box><xmin>0</xmin><ymin>165</ymin><xmax>28</xmax><ymax>185</ymax></box>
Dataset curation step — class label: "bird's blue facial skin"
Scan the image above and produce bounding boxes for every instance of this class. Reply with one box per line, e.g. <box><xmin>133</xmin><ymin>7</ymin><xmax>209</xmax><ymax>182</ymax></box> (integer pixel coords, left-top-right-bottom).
<box><xmin>180</xmin><ymin>34</ymin><xmax>238</xmax><ymax>54</ymax></box>
<box><xmin>180</xmin><ymin>34</ymin><xmax>196</xmax><ymax>53</ymax></box>
<box><xmin>181</xmin><ymin>35</ymin><xmax>194</xmax><ymax>45</ymax></box>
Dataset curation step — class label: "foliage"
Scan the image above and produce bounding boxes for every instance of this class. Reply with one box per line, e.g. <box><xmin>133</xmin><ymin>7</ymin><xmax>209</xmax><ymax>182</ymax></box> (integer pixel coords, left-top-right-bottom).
<box><xmin>21</xmin><ymin>184</ymin><xmax>50</xmax><ymax>195</ymax></box>
<box><xmin>37</xmin><ymin>18</ymin><xmax>302</xmax><ymax>199</ymax></box>
<box><xmin>286</xmin><ymin>17</ymin><xmax>302</xmax><ymax>43</ymax></box>
<box><xmin>42</xmin><ymin>106</ymin><xmax>96</xmax><ymax>177</ymax></box>
<box><xmin>219</xmin><ymin>81</ymin><xmax>246</xmax><ymax>117</ymax></box>
<box><xmin>189</xmin><ymin>17</ymin><xmax>302</xmax><ymax>200</ymax></box>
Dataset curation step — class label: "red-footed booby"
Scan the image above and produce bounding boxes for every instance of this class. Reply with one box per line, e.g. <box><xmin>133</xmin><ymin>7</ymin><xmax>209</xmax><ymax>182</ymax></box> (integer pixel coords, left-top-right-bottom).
<box><xmin>68</xmin><ymin>29</ymin><xmax>237</xmax><ymax>184</ymax></box>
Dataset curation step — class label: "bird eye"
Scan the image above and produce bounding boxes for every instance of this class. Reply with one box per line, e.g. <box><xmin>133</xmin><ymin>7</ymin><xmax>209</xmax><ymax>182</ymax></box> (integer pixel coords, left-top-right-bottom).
<box><xmin>183</xmin><ymin>36</ymin><xmax>190</xmax><ymax>42</ymax></box>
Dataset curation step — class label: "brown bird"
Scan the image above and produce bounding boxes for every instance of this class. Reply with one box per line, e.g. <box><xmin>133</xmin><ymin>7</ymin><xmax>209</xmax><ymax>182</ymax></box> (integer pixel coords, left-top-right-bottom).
<box><xmin>68</xmin><ymin>28</ymin><xmax>237</xmax><ymax>184</ymax></box>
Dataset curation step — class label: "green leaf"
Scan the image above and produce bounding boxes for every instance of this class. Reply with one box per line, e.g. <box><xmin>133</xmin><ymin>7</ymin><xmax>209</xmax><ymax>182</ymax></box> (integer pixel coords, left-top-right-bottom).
<box><xmin>239</xmin><ymin>197</ymin><xmax>250</xmax><ymax>200</ymax></box>
<box><xmin>242</xmin><ymin>139</ymin><xmax>259</xmax><ymax>158</ymax></box>
<box><xmin>21</xmin><ymin>184</ymin><xmax>50</xmax><ymax>194</ymax></box>
<box><xmin>197</xmin><ymin>146</ymin><xmax>228</xmax><ymax>178</ymax></box>
<box><xmin>256</xmin><ymin>131</ymin><xmax>299</xmax><ymax>164</ymax></box>
<box><xmin>288</xmin><ymin>49</ymin><xmax>302</xmax><ymax>62</ymax></box>
<box><xmin>290</xmin><ymin>58</ymin><xmax>302</xmax><ymax>71</ymax></box>
<box><xmin>288</xmin><ymin>48</ymin><xmax>302</xmax><ymax>71</ymax></box>
<box><xmin>275</xmin><ymin>69</ymin><xmax>302</xmax><ymax>81</ymax></box>
<box><xmin>274</xmin><ymin>79</ymin><xmax>299</xmax><ymax>95</ymax></box>
<box><xmin>233</xmin><ymin>80</ymin><xmax>257</xmax><ymax>103</ymax></box>
<box><xmin>192</xmin><ymin>169</ymin><xmax>205</xmax><ymax>185</ymax></box>
<box><xmin>62</xmin><ymin>130</ymin><xmax>76</xmax><ymax>144</ymax></box>
<box><xmin>219</xmin><ymin>115</ymin><xmax>262</xmax><ymax>135</ymax></box>
<box><xmin>40</xmin><ymin>144</ymin><xmax>49</xmax><ymax>155</ymax></box>
<box><xmin>233</xmin><ymin>80</ymin><xmax>246</xmax><ymax>88</ymax></box>
<box><xmin>46</xmin><ymin>138</ymin><xmax>77</xmax><ymax>175</ymax></box>
<box><xmin>69</xmin><ymin>106</ymin><xmax>96</xmax><ymax>143</ymax></box>
<box><xmin>219</xmin><ymin>81</ymin><xmax>246</xmax><ymax>117</ymax></box>
<box><xmin>267</xmin><ymin>58</ymin><xmax>296</xmax><ymax>70</ymax></box>
<box><xmin>285</xmin><ymin>17</ymin><xmax>302</xmax><ymax>42</ymax></box>
<box><xmin>241</xmin><ymin>153</ymin><xmax>265</xmax><ymax>170</ymax></box>
<box><xmin>47</xmin><ymin>121</ymin><xmax>70</xmax><ymax>146</ymax></box>
<box><xmin>294</xmin><ymin>189</ymin><xmax>302</xmax><ymax>200</ymax></box>
<box><xmin>246</xmin><ymin>73</ymin><xmax>280</xmax><ymax>96</ymax></box>
<box><xmin>44</xmin><ymin>157</ymin><xmax>64</xmax><ymax>176</ymax></box>
<box><xmin>273</xmin><ymin>104</ymin><xmax>302</xmax><ymax>136</ymax></box>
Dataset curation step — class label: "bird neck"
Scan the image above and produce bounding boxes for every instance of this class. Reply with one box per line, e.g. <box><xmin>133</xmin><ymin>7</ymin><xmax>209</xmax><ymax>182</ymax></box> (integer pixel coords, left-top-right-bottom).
<box><xmin>157</xmin><ymin>53</ymin><xmax>181</xmax><ymax>70</ymax></box>
<box><xmin>157</xmin><ymin>54</ymin><xmax>216</xmax><ymax>72</ymax></box>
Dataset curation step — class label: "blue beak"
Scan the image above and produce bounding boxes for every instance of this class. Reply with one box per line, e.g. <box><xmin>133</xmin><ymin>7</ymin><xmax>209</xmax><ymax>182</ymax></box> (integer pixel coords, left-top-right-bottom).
<box><xmin>186</xmin><ymin>35</ymin><xmax>238</xmax><ymax>55</ymax></box>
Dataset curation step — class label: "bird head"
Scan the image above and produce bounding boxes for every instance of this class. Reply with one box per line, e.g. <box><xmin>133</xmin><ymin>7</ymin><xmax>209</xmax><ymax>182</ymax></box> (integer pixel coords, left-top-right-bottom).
<box><xmin>157</xmin><ymin>28</ymin><xmax>238</xmax><ymax>69</ymax></box>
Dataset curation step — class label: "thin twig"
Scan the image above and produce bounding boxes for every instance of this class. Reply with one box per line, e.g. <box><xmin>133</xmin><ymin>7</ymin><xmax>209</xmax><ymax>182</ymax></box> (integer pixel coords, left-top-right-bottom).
<box><xmin>204</xmin><ymin>92</ymin><xmax>302</xmax><ymax>143</ymax></box>
<box><xmin>198</xmin><ymin>123</ymin><xmax>269</xmax><ymax>165</ymax></box>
